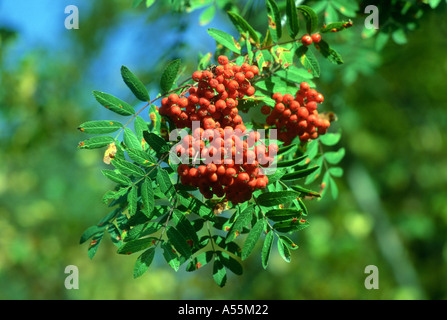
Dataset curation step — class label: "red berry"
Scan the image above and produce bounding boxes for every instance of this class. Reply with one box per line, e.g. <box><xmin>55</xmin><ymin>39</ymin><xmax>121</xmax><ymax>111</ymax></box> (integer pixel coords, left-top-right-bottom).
<box><xmin>311</xmin><ymin>33</ymin><xmax>321</xmax><ymax>44</ymax></box>
<box><xmin>192</xmin><ymin>71</ymin><xmax>202</xmax><ymax>82</ymax></box>
<box><xmin>261</xmin><ymin>105</ymin><xmax>271</xmax><ymax>115</ymax></box>
<box><xmin>237</xmin><ymin>172</ymin><xmax>250</xmax><ymax>183</ymax></box>
<box><xmin>282</xmin><ymin>94</ymin><xmax>294</xmax><ymax>105</ymax></box>
<box><xmin>301</xmin><ymin>35</ymin><xmax>313</xmax><ymax>46</ymax></box>
<box><xmin>300</xmin><ymin>82</ymin><xmax>310</xmax><ymax>92</ymax></box>
<box><xmin>272</xmin><ymin>92</ymin><xmax>283</xmax><ymax>103</ymax></box>
<box><xmin>218</xmin><ymin>55</ymin><xmax>229</xmax><ymax>65</ymax></box>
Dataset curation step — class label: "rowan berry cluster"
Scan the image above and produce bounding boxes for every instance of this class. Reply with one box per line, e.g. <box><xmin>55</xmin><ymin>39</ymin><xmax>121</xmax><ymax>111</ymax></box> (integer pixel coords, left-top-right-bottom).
<box><xmin>167</xmin><ymin>56</ymin><xmax>272</xmax><ymax>204</ymax></box>
<box><xmin>175</xmin><ymin>126</ymin><xmax>275</xmax><ymax>204</ymax></box>
<box><xmin>261</xmin><ymin>82</ymin><xmax>331</xmax><ymax>145</ymax></box>
<box><xmin>159</xmin><ymin>55</ymin><xmax>258</xmax><ymax>132</ymax></box>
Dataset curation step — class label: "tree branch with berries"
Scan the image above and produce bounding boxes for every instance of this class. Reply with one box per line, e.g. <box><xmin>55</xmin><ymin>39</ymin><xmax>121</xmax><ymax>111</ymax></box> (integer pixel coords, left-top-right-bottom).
<box><xmin>78</xmin><ymin>0</ymin><xmax>350</xmax><ymax>287</ymax></box>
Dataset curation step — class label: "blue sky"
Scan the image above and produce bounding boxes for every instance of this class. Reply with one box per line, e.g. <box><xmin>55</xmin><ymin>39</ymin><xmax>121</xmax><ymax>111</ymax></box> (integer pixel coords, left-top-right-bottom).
<box><xmin>0</xmin><ymin>1</ymin><xmax>237</xmax><ymax>121</ymax></box>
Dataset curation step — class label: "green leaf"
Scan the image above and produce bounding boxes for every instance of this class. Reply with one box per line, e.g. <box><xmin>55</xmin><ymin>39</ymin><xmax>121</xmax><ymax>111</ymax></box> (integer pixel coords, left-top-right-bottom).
<box><xmin>286</xmin><ymin>0</ymin><xmax>300</xmax><ymax>38</ymax></box>
<box><xmin>78</xmin><ymin>120</ymin><xmax>123</xmax><ymax>134</ymax></box>
<box><xmin>321</xmin><ymin>21</ymin><xmax>348</xmax><ymax>33</ymax></box>
<box><xmin>199</xmin><ymin>5</ymin><xmax>216</xmax><ymax>26</ymax></box>
<box><xmin>92</xmin><ymin>91</ymin><xmax>135</xmax><ymax>116</ymax></box>
<box><xmin>157</xmin><ymin>168</ymin><xmax>174</xmax><ymax>197</ymax></box>
<box><xmin>227</xmin><ymin>11</ymin><xmax>259</xmax><ymax>44</ymax></box>
<box><xmin>324</xmin><ymin>147</ymin><xmax>345</xmax><ymax>165</ymax></box>
<box><xmin>324</xmin><ymin>3</ymin><xmax>339</xmax><ymax>24</ymax></box>
<box><xmin>297</xmin><ymin>197</ymin><xmax>308</xmax><ymax>216</ymax></box>
<box><xmin>102</xmin><ymin>169</ymin><xmax>132</xmax><ymax>186</ymax></box>
<box><xmin>226</xmin><ymin>205</ymin><xmax>254</xmax><ymax>243</ymax></box>
<box><xmin>177</xmin><ymin>191</ymin><xmax>214</xmax><ymax>220</ymax></box>
<box><xmin>141</xmin><ymin>178</ymin><xmax>155</xmax><ymax>219</ymax></box>
<box><xmin>172</xmin><ymin>209</ymin><xmax>199</xmax><ymax>248</ymax></box>
<box><xmin>319</xmin><ymin>131</ymin><xmax>341</xmax><ymax>146</ymax></box>
<box><xmin>219</xmin><ymin>251</ymin><xmax>243</xmax><ymax>276</ymax></box>
<box><xmin>296</xmin><ymin>46</ymin><xmax>320</xmax><ymax>78</ymax></box>
<box><xmin>117</xmin><ymin>237</ymin><xmax>156</xmax><ymax>255</ymax></box>
<box><xmin>241</xmin><ymin>219</ymin><xmax>265</xmax><ymax>260</ymax></box>
<box><xmin>304</xmin><ymin>158</ymin><xmax>323</xmax><ymax>185</ymax></box>
<box><xmin>207</xmin><ymin>28</ymin><xmax>242</xmax><ymax>54</ymax></box>
<box><xmin>277</xmin><ymin>143</ymin><xmax>298</xmax><ymax>156</ymax></box>
<box><xmin>186</xmin><ymin>251</ymin><xmax>213</xmax><ymax>272</ymax></box>
<box><xmin>102</xmin><ymin>187</ymin><xmax>129</xmax><ymax>204</ymax></box>
<box><xmin>111</xmin><ymin>159</ymin><xmax>145</xmax><ymax>178</ymax></box>
<box><xmin>273</xmin><ymin>218</ymin><xmax>309</xmax><ymax>233</ymax></box>
<box><xmin>80</xmin><ymin>225</ymin><xmax>106</xmax><ymax>244</ymax></box>
<box><xmin>255</xmin><ymin>76</ymin><xmax>297</xmax><ymax>96</ymax></box>
<box><xmin>212</xmin><ymin>257</ymin><xmax>227</xmax><ymax>287</ymax></box>
<box><xmin>298</xmin><ymin>5</ymin><xmax>318</xmax><ymax>34</ymax></box>
<box><xmin>329</xmin><ymin>176</ymin><xmax>339</xmax><ymax>199</ymax></box>
<box><xmin>281</xmin><ymin>166</ymin><xmax>320</xmax><ymax>181</ymax></box>
<box><xmin>87</xmin><ymin>232</ymin><xmax>104</xmax><ymax>259</ymax></box>
<box><xmin>306</xmin><ymin>139</ymin><xmax>320</xmax><ymax>161</ymax></box>
<box><xmin>78</xmin><ymin>136</ymin><xmax>114</xmax><ymax>150</ymax></box>
<box><xmin>121</xmin><ymin>66</ymin><xmax>150</xmax><ymax>101</ymax></box>
<box><xmin>332</xmin><ymin>0</ymin><xmax>358</xmax><ymax>17</ymax></box>
<box><xmin>132</xmin><ymin>0</ymin><xmax>144</xmax><ymax>8</ymax></box>
<box><xmin>161</xmin><ymin>242</ymin><xmax>181</xmax><ymax>271</ymax></box>
<box><xmin>126</xmin><ymin>149</ymin><xmax>156</xmax><ymax>167</ymax></box>
<box><xmin>257</xmin><ymin>190</ymin><xmax>300</xmax><ymax>207</ymax></box>
<box><xmin>123</xmin><ymin>128</ymin><xmax>143</xmax><ymax>151</ymax></box>
<box><xmin>166</xmin><ymin>226</ymin><xmax>192</xmax><ymax>258</ymax></box>
<box><xmin>315</xmin><ymin>39</ymin><xmax>344</xmax><ymax>65</ymax></box>
<box><xmin>279</xmin><ymin>235</ymin><xmax>299</xmax><ymax>250</ymax></box>
<box><xmin>266</xmin><ymin>208</ymin><xmax>302</xmax><ymax>222</ymax></box>
<box><xmin>290</xmin><ymin>185</ymin><xmax>320</xmax><ymax>197</ymax></box>
<box><xmin>134</xmin><ymin>116</ymin><xmax>148</xmax><ymax>148</ymax></box>
<box><xmin>275</xmin><ymin>68</ymin><xmax>315</xmax><ymax>86</ymax></box>
<box><xmin>392</xmin><ymin>28</ymin><xmax>407</xmax><ymax>45</ymax></box>
<box><xmin>261</xmin><ymin>230</ymin><xmax>274</xmax><ymax>269</ymax></box>
<box><xmin>272</xmin><ymin>44</ymin><xmax>296</xmax><ymax>68</ymax></box>
<box><xmin>329</xmin><ymin>166</ymin><xmax>344</xmax><ymax>177</ymax></box>
<box><xmin>428</xmin><ymin>0</ymin><xmax>442</xmax><ymax>9</ymax></box>
<box><xmin>146</xmin><ymin>0</ymin><xmax>156</xmax><ymax>8</ymax></box>
<box><xmin>133</xmin><ymin>247</ymin><xmax>156</xmax><ymax>278</ymax></box>
<box><xmin>108</xmin><ymin>224</ymin><xmax>124</xmax><ymax>247</ymax></box>
<box><xmin>276</xmin><ymin>155</ymin><xmax>307</xmax><ymax>168</ymax></box>
<box><xmin>277</xmin><ymin>237</ymin><xmax>291</xmax><ymax>262</ymax></box>
<box><xmin>125</xmin><ymin>222</ymin><xmax>162</xmax><ymax>242</ymax></box>
<box><xmin>143</xmin><ymin>131</ymin><xmax>170</xmax><ymax>154</ymax></box>
<box><xmin>160</xmin><ymin>59</ymin><xmax>181</xmax><ymax>93</ymax></box>
<box><xmin>127</xmin><ymin>185</ymin><xmax>138</xmax><ymax>216</ymax></box>
<box><xmin>265</xmin><ymin>0</ymin><xmax>282</xmax><ymax>42</ymax></box>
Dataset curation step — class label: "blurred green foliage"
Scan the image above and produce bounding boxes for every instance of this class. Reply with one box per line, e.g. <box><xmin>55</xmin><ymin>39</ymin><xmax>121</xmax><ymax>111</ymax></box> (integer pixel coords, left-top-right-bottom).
<box><xmin>0</xmin><ymin>0</ymin><xmax>446</xmax><ymax>300</ymax></box>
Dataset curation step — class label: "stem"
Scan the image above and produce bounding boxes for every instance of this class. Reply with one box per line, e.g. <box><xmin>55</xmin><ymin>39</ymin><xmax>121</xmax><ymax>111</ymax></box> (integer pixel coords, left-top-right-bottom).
<box><xmin>155</xmin><ymin>175</ymin><xmax>180</xmax><ymax>246</ymax></box>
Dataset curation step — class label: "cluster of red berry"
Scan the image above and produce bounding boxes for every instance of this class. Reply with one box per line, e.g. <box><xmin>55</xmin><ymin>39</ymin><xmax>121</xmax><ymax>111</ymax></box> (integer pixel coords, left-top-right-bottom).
<box><xmin>261</xmin><ymin>82</ymin><xmax>331</xmax><ymax>145</ymax></box>
<box><xmin>167</xmin><ymin>56</ymin><xmax>273</xmax><ymax>204</ymax></box>
<box><xmin>175</xmin><ymin>126</ymin><xmax>276</xmax><ymax>204</ymax></box>
<box><xmin>159</xmin><ymin>55</ymin><xmax>258</xmax><ymax>133</ymax></box>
